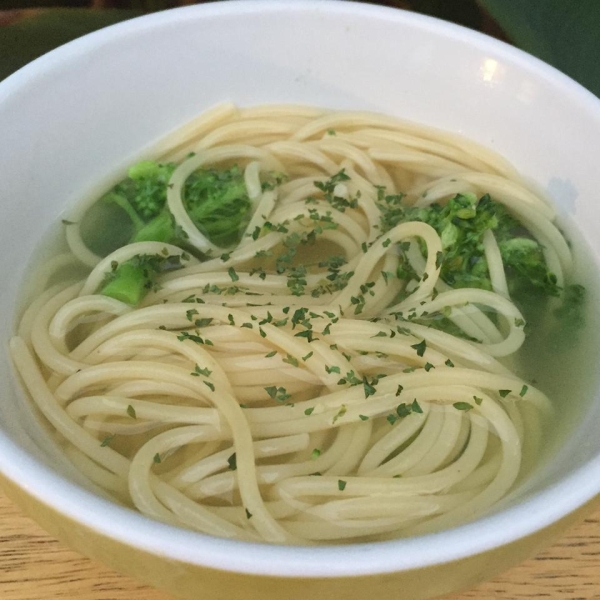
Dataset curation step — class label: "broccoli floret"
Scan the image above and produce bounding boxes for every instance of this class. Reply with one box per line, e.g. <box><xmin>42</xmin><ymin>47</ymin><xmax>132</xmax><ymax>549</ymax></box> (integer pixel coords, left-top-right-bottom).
<box><xmin>104</xmin><ymin>160</ymin><xmax>177</xmax><ymax>223</ymax></box>
<box><xmin>102</xmin><ymin>160</ymin><xmax>251</xmax><ymax>249</ymax></box>
<box><xmin>96</xmin><ymin>161</ymin><xmax>252</xmax><ymax>305</ymax></box>
<box><xmin>100</xmin><ymin>254</ymin><xmax>184</xmax><ymax>306</ymax></box>
<box><xmin>498</xmin><ymin>237</ymin><xmax>560</xmax><ymax>297</ymax></box>
<box><xmin>378</xmin><ymin>191</ymin><xmax>560</xmax><ymax>298</ymax></box>
<box><xmin>133</xmin><ymin>206</ymin><xmax>181</xmax><ymax>245</ymax></box>
<box><xmin>379</xmin><ymin>192</ymin><xmax>504</xmax><ymax>291</ymax></box>
<box><xmin>184</xmin><ymin>165</ymin><xmax>251</xmax><ymax>247</ymax></box>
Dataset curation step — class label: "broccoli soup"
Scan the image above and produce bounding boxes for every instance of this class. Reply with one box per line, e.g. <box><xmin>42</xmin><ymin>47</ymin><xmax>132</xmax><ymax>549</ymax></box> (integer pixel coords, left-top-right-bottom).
<box><xmin>11</xmin><ymin>104</ymin><xmax>594</xmax><ymax>545</ymax></box>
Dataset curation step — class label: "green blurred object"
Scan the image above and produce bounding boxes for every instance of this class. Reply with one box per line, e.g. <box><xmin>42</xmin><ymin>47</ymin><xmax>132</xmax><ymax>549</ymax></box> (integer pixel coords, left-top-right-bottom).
<box><xmin>479</xmin><ymin>0</ymin><xmax>600</xmax><ymax>97</ymax></box>
<box><xmin>0</xmin><ymin>9</ymin><xmax>140</xmax><ymax>82</ymax></box>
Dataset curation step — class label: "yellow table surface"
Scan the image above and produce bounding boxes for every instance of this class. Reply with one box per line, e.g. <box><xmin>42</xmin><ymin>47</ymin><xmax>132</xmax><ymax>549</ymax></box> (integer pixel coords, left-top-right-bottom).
<box><xmin>0</xmin><ymin>491</ymin><xmax>599</xmax><ymax>599</ymax></box>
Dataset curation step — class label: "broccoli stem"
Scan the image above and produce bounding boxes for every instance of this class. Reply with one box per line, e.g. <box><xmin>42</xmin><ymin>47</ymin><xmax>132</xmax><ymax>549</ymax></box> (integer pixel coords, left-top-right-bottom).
<box><xmin>100</xmin><ymin>262</ymin><xmax>154</xmax><ymax>306</ymax></box>
<box><xmin>132</xmin><ymin>206</ymin><xmax>178</xmax><ymax>244</ymax></box>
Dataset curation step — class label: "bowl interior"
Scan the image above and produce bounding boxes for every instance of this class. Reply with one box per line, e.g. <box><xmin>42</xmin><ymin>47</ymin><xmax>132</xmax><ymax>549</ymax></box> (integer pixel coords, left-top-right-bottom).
<box><xmin>1</xmin><ymin>0</ymin><xmax>600</xmax><ymax>576</ymax></box>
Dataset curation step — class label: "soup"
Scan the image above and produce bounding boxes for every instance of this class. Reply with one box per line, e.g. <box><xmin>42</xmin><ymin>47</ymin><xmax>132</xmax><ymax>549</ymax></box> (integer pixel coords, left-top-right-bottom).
<box><xmin>10</xmin><ymin>104</ymin><xmax>589</xmax><ymax>544</ymax></box>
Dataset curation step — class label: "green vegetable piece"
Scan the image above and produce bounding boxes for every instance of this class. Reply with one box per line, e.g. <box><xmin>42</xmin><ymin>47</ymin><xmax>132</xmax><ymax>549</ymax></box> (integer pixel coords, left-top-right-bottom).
<box><xmin>99</xmin><ymin>254</ymin><xmax>182</xmax><ymax>306</ymax></box>
<box><xmin>132</xmin><ymin>206</ymin><xmax>179</xmax><ymax>244</ymax></box>
<box><xmin>411</xmin><ymin>339</ymin><xmax>427</xmax><ymax>357</ymax></box>
<box><xmin>100</xmin><ymin>260</ymin><xmax>152</xmax><ymax>306</ymax></box>
<box><xmin>102</xmin><ymin>160</ymin><xmax>252</xmax><ymax>249</ymax></box>
<box><xmin>185</xmin><ymin>165</ymin><xmax>251</xmax><ymax>247</ymax></box>
<box><xmin>411</xmin><ymin>399</ymin><xmax>423</xmax><ymax>414</ymax></box>
<box><xmin>100</xmin><ymin>435</ymin><xmax>114</xmax><ymax>448</ymax></box>
<box><xmin>396</xmin><ymin>403</ymin><xmax>412</xmax><ymax>417</ymax></box>
<box><xmin>104</xmin><ymin>160</ymin><xmax>176</xmax><ymax>223</ymax></box>
<box><xmin>499</xmin><ymin>237</ymin><xmax>560</xmax><ymax>297</ymax></box>
<box><xmin>227</xmin><ymin>453</ymin><xmax>237</xmax><ymax>471</ymax></box>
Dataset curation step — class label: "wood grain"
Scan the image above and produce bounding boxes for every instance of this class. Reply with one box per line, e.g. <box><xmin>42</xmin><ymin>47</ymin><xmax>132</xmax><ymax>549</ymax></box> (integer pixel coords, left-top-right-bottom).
<box><xmin>1</xmin><ymin>491</ymin><xmax>599</xmax><ymax>600</ymax></box>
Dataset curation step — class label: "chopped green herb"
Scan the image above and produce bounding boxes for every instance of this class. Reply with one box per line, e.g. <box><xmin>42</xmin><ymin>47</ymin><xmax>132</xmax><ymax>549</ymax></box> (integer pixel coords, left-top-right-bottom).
<box><xmin>396</xmin><ymin>403</ymin><xmax>412</xmax><ymax>418</ymax></box>
<box><xmin>411</xmin><ymin>399</ymin><xmax>423</xmax><ymax>414</ymax></box>
<box><xmin>362</xmin><ymin>377</ymin><xmax>377</xmax><ymax>398</ymax></box>
<box><xmin>227</xmin><ymin>453</ymin><xmax>237</xmax><ymax>471</ymax></box>
<box><xmin>411</xmin><ymin>339</ymin><xmax>427</xmax><ymax>357</ymax></box>
<box><xmin>178</xmin><ymin>331</ymin><xmax>213</xmax><ymax>346</ymax></box>
<box><xmin>338</xmin><ymin>479</ymin><xmax>347</xmax><ymax>491</ymax></box>
<box><xmin>283</xmin><ymin>354</ymin><xmax>299</xmax><ymax>367</ymax></box>
<box><xmin>194</xmin><ymin>318</ymin><xmax>213</xmax><ymax>328</ymax></box>
<box><xmin>304</xmin><ymin>406</ymin><xmax>315</xmax><ymax>416</ymax></box>
<box><xmin>186</xmin><ymin>308</ymin><xmax>199</xmax><ymax>322</ymax></box>
<box><xmin>100</xmin><ymin>435</ymin><xmax>114</xmax><ymax>448</ymax></box>
<box><xmin>126</xmin><ymin>405</ymin><xmax>137</xmax><ymax>419</ymax></box>
<box><xmin>333</xmin><ymin>404</ymin><xmax>347</xmax><ymax>424</ymax></box>
<box><xmin>499</xmin><ymin>389</ymin><xmax>511</xmax><ymax>398</ymax></box>
<box><xmin>191</xmin><ymin>364</ymin><xmax>212</xmax><ymax>377</ymax></box>
<box><xmin>264</xmin><ymin>386</ymin><xmax>291</xmax><ymax>403</ymax></box>
<box><xmin>453</xmin><ymin>402</ymin><xmax>473</xmax><ymax>411</ymax></box>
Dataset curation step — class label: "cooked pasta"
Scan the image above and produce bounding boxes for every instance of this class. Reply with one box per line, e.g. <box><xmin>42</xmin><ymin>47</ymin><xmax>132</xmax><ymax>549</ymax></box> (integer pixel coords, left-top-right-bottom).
<box><xmin>12</xmin><ymin>103</ymin><xmax>577</xmax><ymax>545</ymax></box>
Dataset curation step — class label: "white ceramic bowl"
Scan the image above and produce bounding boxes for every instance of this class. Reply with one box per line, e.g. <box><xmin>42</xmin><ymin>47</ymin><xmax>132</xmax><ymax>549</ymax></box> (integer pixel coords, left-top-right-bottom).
<box><xmin>1</xmin><ymin>2</ymin><xmax>600</xmax><ymax>599</ymax></box>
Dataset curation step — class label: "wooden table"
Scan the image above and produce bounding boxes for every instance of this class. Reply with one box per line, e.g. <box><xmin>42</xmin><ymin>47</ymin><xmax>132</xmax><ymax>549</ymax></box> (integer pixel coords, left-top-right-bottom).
<box><xmin>1</xmin><ymin>492</ymin><xmax>599</xmax><ymax>600</ymax></box>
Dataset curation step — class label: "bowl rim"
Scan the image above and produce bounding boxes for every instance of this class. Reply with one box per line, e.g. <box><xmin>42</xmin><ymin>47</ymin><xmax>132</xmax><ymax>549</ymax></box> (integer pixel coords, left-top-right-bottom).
<box><xmin>2</xmin><ymin>0</ymin><xmax>600</xmax><ymax>578</ymax></box>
